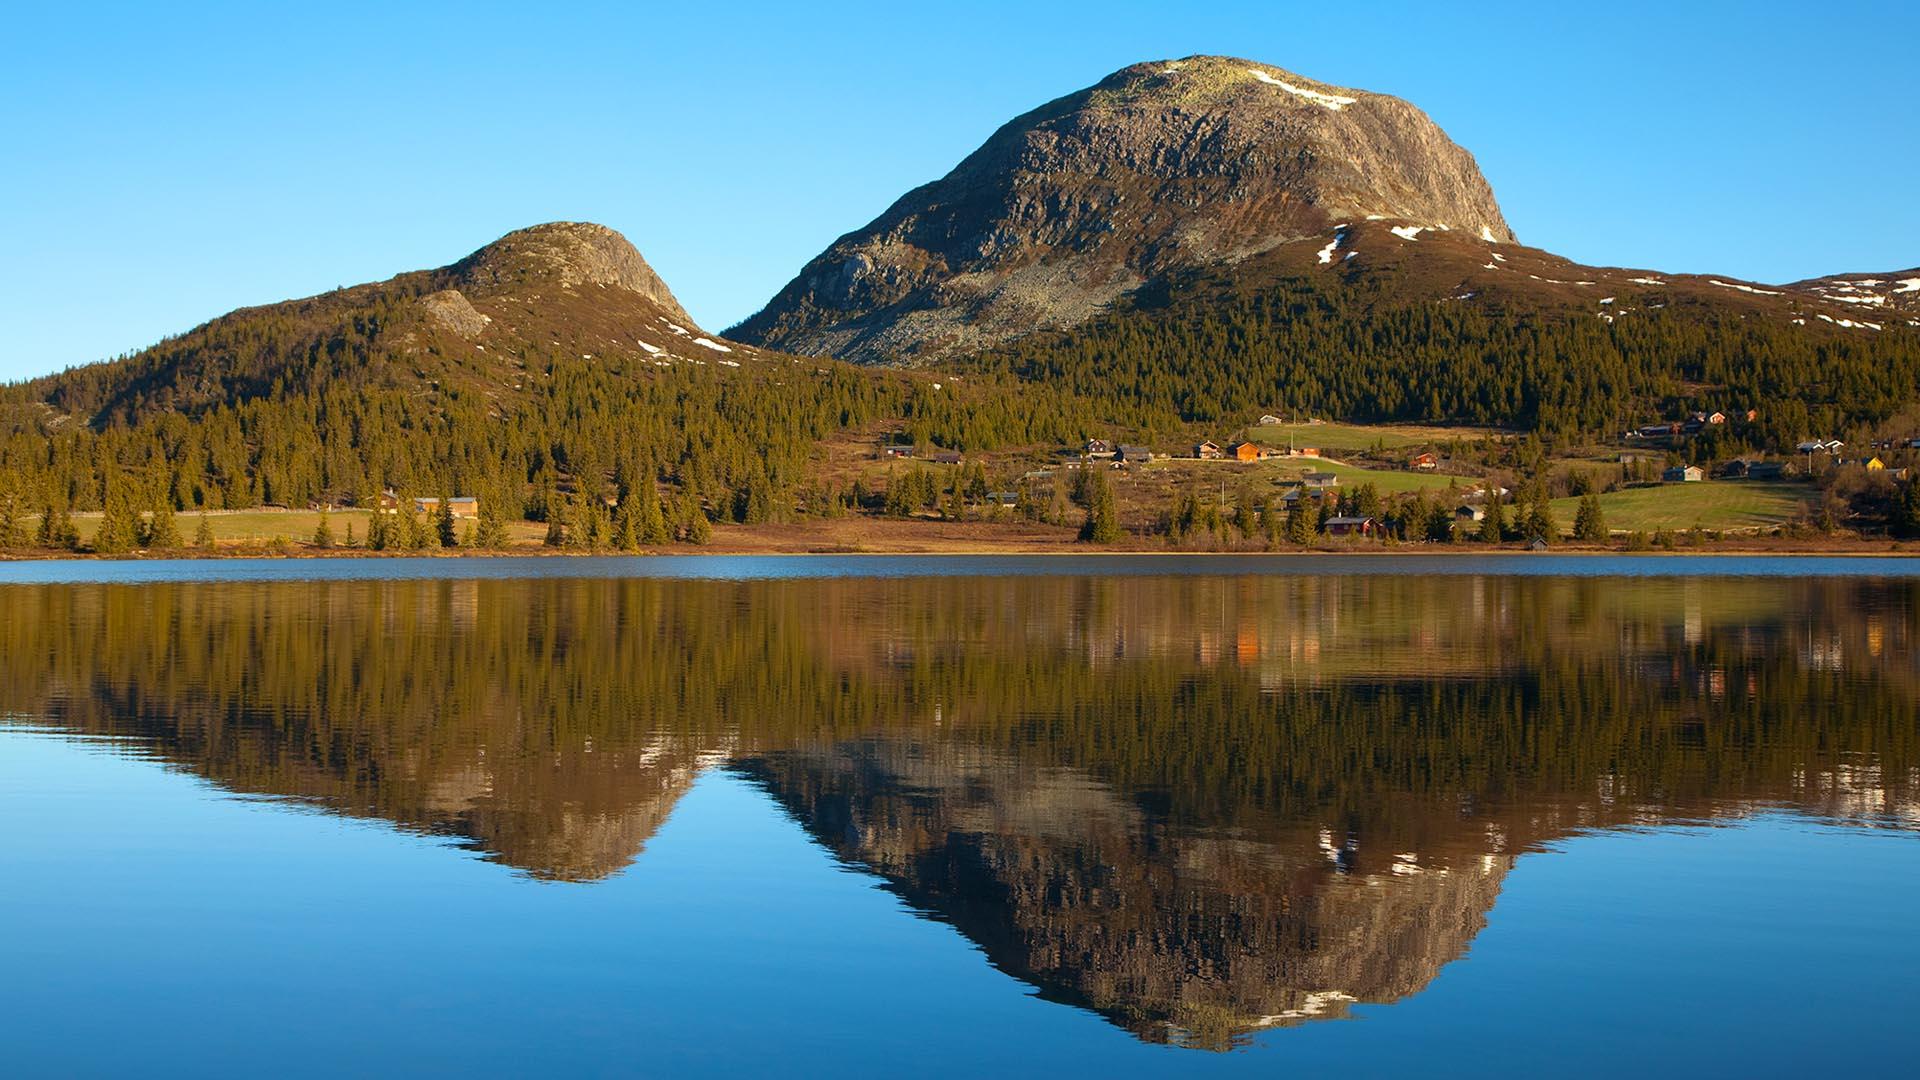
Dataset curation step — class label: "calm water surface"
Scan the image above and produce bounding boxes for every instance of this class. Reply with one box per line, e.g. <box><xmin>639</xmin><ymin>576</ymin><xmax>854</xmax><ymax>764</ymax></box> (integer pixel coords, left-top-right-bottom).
<box><xmin>2</xmin><ymin>557</ymin><xmax>1917</xmax><ymax>1076</ymax></box>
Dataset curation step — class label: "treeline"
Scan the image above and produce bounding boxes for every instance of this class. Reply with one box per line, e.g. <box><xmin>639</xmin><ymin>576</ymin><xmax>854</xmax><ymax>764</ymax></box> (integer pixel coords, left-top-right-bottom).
<box><xmin>0</xmin><ymin>332</ymin><xmax>1090</xmax><ymax>532</ymax></box>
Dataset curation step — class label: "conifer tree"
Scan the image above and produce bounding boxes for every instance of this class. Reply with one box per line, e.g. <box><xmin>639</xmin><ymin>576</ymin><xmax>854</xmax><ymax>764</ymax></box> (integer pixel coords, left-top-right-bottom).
<box><xmin>1078</xmin><ymin>469</ymin><xmax>1120</xmax><ymax>543</ymax></box>
<box><xmin>1894</xmin><ymin>482</ymin><xmax>1920</xmax><ymax>540</ymax></box>
<box><xmin>1523</xmin><ymin>498</ymin><xmax>1558</xmax><ymax>542</ymax></box>
<box><xmin>679</xmin><ymin>494</ymin><xmax>712</xmax><ymax>544</ymax></box>
<box><xmin>1479</xmin><ymin>498</ymin><xmax>1506</xmax><ymax>544</ymax></box>
<box><xmin>196</xmin><ymin>514</ymin><xmax>217</xmax><ymax>550</ymax></box>
<box><xmin>1573</xmin><ymin>494</ymin><xmax>1608</xmax><ymax>542</ymax></box>
<box><xmin>1286</xmin><ymin>501</ymin><xmax>1317</xmax><ymax>545</ymax></box>
<box><xmin>312</xmin><ymin>510</ymin><xmax>336</xmax><ymax>549</ymax></box>
<box><xmin>145</xmin><ymin>501</ymin><xmax>183</xmax><ymax>550</ymax></box>
<box><xmin>93</xmin><ymin>494</ymin><xmax>139</xmax><ymax>554</ymax></box>
<box><xmin>613</xmin><ymin>501</ymin><xmax>639</xmax><ymax>551</ymax></box>
<box><xmin>0</xmin><ymin>492</ymin><xmax>21</xmax><ymax>548</ymax></box>
<box><xmin>473</xmin><ymin>500</ymin><xmax>509</xmax><ymax>549</ymax></box>
<box><xmin>639</xmin><ymin>490</ymin><xmax>670</xmax><ymax>545</ymax></box>
<box><xmin>436</xmin><ymin>496</ymin><xmax>457</xmax><ymax>548</ymax></box>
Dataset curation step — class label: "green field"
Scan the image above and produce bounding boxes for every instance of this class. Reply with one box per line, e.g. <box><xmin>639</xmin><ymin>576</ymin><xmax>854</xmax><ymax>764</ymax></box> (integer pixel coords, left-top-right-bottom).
<box><xmin>1255</xmin><ymin>457</ymin><xmax>1482</xmax><ymax>495</ymax></box>
<box><xmin>1549</xmin><ymin>481</ymin><xmax>1814</xmax><ymax>533</ymax></box>
<box><xmin>1245</xmin><ymin>421</ymin><xmax>1496</xmax><ymax>452</ymax></box>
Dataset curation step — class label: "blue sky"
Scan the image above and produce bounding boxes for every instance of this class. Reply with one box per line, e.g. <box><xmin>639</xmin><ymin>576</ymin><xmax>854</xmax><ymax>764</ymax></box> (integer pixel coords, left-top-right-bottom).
<box><xmin>3</xmin><ymin>1</ymin><xmax>1915</xmax><ymax>382</ymax></box>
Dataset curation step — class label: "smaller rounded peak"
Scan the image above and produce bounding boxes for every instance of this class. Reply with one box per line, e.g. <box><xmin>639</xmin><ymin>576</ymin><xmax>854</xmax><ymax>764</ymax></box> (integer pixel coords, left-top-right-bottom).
<box><xmin>450</xmin><ymin>221</ymin><xmax>691</xmax><ymax>323</ymax></box>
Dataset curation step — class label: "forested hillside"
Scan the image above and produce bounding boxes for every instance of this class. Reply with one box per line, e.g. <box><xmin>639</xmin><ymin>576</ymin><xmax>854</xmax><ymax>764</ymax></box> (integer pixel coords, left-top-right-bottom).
<box><xmin>0</xmin><ymin>225</ymin><xmax>1087</xmax><ymax>535</ymax></box>
<box><xmin>966</xmin><ymin>225</ymin><xmax>1920</xmax><ymax>443</ymax></box>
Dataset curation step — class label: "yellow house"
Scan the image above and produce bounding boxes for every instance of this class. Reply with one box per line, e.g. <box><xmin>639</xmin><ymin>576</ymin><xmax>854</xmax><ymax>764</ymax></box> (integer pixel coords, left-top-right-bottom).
<box><xmin>1864</xmin><ymin>456</ymin><xmax>1886</xmax><ymax>471</ymax></box>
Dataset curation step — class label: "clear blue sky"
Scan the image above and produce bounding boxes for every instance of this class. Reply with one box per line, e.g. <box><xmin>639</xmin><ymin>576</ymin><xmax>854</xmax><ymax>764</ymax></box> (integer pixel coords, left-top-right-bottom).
<box><xmin>4</xmin><ymin>1</ymin><xmax>1915</xmax><ymax>382</ymax></box>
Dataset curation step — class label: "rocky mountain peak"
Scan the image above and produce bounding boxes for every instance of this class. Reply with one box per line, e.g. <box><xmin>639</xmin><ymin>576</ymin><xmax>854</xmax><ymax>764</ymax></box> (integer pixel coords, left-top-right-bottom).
<box><xmin>731</xmin><ymin>56</ymin><xmax>1512</xmax><ymax>362</ymax></box>
<box><xmin>448</xmin><ymin>221</ymin><xmax>692</xmax><ymax>324</ymax></box>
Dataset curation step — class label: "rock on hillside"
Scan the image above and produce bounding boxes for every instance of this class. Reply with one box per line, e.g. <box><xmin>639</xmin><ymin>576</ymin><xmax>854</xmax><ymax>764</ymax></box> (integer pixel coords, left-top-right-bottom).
<box><xmin>731</xmin><ymin>56</ymin><xmax>1512</xmax><ymax>363</ymax></box>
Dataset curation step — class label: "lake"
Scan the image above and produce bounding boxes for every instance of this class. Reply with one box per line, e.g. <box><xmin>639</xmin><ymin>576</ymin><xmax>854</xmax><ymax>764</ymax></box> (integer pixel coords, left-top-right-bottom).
<box><xmin>2</xmin><ymin>556</ymin><xmax>1917</xmax><ymax>1076</ymax></box>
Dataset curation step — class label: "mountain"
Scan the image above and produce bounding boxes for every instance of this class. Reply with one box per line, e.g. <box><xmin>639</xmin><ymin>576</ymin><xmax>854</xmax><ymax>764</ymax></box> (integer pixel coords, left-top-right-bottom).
<box><xmin>733</xmin><ymin>56</ymin><xmax>1919</xmax><ymax>373</ymax></box>
<box><xmin>29</xmin><ymin>221</ymin><xmax>766</xmax><ymax>426</ymax></box>
<box><xmin>730</xmin><ymin>55</ymin><xmax>1515</xmax><ymax>362</ymax></box>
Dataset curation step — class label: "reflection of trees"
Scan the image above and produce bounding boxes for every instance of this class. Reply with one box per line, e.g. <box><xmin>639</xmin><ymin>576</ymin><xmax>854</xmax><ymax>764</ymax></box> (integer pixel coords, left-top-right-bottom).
<box><xmin>0</xmin><ymin>574</ymin><xmax>1916</xmax><ymax>1039</ymax></box>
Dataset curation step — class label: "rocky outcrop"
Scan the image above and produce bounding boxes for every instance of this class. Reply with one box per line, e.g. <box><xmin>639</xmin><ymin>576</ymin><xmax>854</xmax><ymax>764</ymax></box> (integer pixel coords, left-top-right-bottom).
<box><xmin>731</xmin><ymin>56</ymin><xmax>1512</xmax><ymax>363</ymax></box>
<box><xmin>417</xmin><ymin>288</ymin><xmax>492</xmax><ymax>338</ymax></box>
<box><xmin>448</xmin><ymin>221</ymin><xmax>693</xmax><ymax>323</ymax></box>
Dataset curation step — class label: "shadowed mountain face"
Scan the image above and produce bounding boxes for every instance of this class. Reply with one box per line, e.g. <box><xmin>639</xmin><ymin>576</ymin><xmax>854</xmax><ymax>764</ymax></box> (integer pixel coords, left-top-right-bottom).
<box><xmin>3</xmin><ymin>572</ymin><xmax>1916</xmax><ymax>1047</ymax></box>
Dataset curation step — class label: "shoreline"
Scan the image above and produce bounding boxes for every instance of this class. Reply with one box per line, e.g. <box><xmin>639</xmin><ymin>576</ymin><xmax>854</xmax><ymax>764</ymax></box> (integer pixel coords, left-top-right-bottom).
<box><xmin>3</xmin><ymin>543</ymin><xmax>1914</xmax><ymax>563</ymax></box>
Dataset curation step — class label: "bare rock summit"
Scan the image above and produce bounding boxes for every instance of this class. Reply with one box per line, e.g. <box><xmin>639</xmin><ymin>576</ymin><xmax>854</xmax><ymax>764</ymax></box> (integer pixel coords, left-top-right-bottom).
<box><xmin>731</xmin><ymin>56</ymin><xmax>1512</xmax><ymax>362</ymax></box>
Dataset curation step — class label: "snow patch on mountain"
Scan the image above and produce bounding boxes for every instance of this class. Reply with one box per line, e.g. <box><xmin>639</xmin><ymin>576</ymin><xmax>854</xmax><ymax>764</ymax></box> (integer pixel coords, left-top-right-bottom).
<box><xmin>1247</xmin><ymin>69</ymin><xmax>1357</xmax><ymax>110</ymax></box>
<box><xmin>1710</xmin><ymin>280</ymin><xmax>1783</xmax><ymax>297</ymax></box>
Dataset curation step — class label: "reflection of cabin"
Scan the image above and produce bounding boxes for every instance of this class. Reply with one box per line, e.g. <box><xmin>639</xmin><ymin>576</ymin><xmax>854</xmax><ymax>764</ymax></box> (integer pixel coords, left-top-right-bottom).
<box><xmin>1407</xmin><ymin>452</ymin><xmax>1438</xmax><ymax>471</ymax></box>
<box><xmin>415</xmin><ymin>496</ymin><xmax>480</xmax><ymax>519</ymax></box>
<box><xmin>1227</xmin><ymin>442</ymin><xmax>1262</xmax><ymax>462</ymax></box>
<box><xmin>1117</xmin><ymin>445</ymin><xmax>1152</xmax><ymax>465</ymax></box>
<box><xmin>1663</xmin><ymin>465</ymin><xmax>1704</xmax><ymax>483</ymax></box>
<box><xmin>1325</xmin><ymin>516</ymin><xmax>1376</xmax><ymax>537</ymax></box>
<box><xmin>1195</xmin><ymin>440</ymin><xmax>1223</xmax><ymax>460</ymax></box>
<box><xmin>1303</xmin><ymin>471</ymin><xmax>1339</xmax><ymax>489</ymax></box>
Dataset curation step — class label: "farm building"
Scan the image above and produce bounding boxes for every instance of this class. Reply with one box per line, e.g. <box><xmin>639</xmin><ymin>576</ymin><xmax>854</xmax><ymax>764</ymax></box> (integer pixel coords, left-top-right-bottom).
<box><xmin>1663</xmin><ymin>465</ymin><xmax>1704</xmax><ymax>483</ymax></box>
<box><xmin>414</xmin><ymin>496</ymin><xmax>480</xmax><ymax>519</ymax></box>
<box><xmin>1325</xmin><ymin>516</ymin><xmax>1377</xmax><ymax>537</ymax></box>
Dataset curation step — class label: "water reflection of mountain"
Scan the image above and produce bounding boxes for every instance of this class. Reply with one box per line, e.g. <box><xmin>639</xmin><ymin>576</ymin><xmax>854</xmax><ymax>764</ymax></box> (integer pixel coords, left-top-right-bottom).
<box><xmin>2</xmin><ymin>575</ymin><xmax>1916</xmax><ymax>1045</ymax></box>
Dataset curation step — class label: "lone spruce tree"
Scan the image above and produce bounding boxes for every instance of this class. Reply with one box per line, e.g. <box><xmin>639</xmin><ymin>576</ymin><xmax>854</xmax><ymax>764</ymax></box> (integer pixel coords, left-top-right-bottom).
<box><xmin>1573</xmin><ymin>494</ymin><xmax>1608</xmax><ymax>543</ymax></box>
<box><xmin>1078</xmin><ymin>469</ymin><xmax>1121</xmax><ymax>544</ymax></box>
